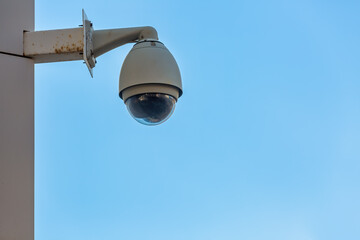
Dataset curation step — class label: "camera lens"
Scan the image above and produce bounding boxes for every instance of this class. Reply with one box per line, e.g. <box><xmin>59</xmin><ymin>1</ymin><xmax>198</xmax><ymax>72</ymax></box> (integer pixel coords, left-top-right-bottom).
<box><xmin>126</xmin><ymin>93</ymin><xmax>176</xmax><ymax>126</ymax></box>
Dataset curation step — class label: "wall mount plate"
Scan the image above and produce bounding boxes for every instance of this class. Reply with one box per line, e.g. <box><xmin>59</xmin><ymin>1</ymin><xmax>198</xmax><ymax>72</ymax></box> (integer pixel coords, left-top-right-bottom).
<box><xmin>82</xmin><ymin>9</ymin><xmax>96</xmax><ymax>77</ymax></box>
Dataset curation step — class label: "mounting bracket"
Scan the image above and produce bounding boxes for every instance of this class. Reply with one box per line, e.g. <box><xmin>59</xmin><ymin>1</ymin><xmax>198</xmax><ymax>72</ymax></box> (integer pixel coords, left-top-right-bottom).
<box><xmin>23</xmin><ymin>9</ymin><xmax>158</xmax><ymax>78</ymax></box>
<box><xmin>82</xmin><ymin>9</ymin><xmax>96</xmax><ymax>77</ymax></box>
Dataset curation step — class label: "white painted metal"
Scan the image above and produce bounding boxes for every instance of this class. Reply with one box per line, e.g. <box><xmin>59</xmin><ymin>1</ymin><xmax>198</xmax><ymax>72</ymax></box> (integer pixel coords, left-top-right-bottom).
<box><xmin>92</xmin><ymin>26</ymin><xmax>158</xmax><ymax>58</ymax></box>
<box><xmin>83</xmin><ymin>9</ymin><xmax>96</xmax><ymax>77</ymax></box>
<box><xmin>23</xmin><ymin>28</ymin><xmax>84</xmax><ymax>63</ymax></box>
<box><xmin>22</xmin><ymin>10</ymin><xmax>160</xmax><ymax>78</ymax></box>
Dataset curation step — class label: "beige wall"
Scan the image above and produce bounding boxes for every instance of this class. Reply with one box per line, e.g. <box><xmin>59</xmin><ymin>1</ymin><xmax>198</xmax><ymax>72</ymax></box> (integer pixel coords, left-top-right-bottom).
<box><xmin>0</xmin><ymin>0</ymin><xmax>34</xmax><ymax>239</ymax></box>
<box><xmin>0</xmin><ymin>0</ymin><xmax>34</xmax><ymax>55</ymax></box>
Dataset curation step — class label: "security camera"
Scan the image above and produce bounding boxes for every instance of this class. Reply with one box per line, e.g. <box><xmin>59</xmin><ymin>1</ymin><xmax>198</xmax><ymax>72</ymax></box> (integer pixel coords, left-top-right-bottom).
<box><xmin>23</xmin><ymin>10</ymin><xmax>183</xmax><ymax>126</ymax></box>
<box><xmin>119</xmin><ymin>40</ymin><xmax>182</xmax><ymax>125</ymax></box>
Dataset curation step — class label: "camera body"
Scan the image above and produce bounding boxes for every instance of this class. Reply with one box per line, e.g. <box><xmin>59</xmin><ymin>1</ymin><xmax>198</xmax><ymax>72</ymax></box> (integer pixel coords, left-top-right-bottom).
<box><xmin>119</xmin><ymin>40</ymin><xmax>183</xmax><ymax>125</ymax></box>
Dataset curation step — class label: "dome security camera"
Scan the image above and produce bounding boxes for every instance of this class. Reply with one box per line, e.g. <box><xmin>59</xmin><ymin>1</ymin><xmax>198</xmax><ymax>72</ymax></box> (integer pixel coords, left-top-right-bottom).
<box><xmin>23</xmin><ymin>10</ymin><xmax>183</xmax><ymax>126</ymax></box>
<box><xmin>119</xmin><ymin>40</ymin><xmax>182</xmax><ymax>125</ymax></box>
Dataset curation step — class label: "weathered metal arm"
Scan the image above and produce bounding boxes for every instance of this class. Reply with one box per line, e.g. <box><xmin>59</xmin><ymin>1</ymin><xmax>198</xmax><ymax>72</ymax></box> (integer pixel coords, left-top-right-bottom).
<box><xmin>93</xmin><ymin>26</ymin><xmax>158</xmax><ymax>58</ymax></box>
<box><xmin>22</xmin><ymin>10</ymin><xmax>158</xmax><ymax>77</ymax></box>
<box><xmin>23</xmin><ymin>26</ymin><xmax>158</xmax><ymax>61</ymax></box>
<box><xmin>23</xmin><ymin>27</ymin><xmax>84</xmax><ymax>63</ymax></box>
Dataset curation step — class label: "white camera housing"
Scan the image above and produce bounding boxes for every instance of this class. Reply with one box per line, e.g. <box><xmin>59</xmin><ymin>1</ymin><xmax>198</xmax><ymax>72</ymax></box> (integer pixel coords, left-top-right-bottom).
<box><xmin>119</xmin><ymin>40</ymin><xmax>182</xmax><ymax>125</ymax></box>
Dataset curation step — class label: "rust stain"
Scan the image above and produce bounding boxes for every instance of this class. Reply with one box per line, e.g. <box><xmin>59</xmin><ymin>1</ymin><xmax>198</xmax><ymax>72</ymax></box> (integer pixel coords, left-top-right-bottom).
<box><xmin>53</xmin><ymin>43</ymin><xmax>83</xmax><ymax>53</ymax></box>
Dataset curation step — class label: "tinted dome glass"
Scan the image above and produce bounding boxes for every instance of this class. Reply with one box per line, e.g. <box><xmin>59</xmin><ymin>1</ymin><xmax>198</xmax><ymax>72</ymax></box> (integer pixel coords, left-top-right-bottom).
<box><xmin>126</xmin><ymin>93</ymin><xmax>176</xmax><ymax>126</ymax></box>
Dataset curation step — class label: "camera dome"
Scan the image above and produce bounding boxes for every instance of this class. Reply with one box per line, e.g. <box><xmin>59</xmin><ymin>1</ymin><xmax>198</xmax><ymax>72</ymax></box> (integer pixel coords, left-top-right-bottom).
<box><xmin>126</xmin><ymin>93</ymin><xmax>176</xmax><ymax>125</ymax></box>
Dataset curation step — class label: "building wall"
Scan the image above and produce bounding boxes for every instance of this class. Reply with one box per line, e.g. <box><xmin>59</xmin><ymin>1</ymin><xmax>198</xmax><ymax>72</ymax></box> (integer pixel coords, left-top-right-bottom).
<box><xmin>0</xmin><ymin>0</ymin><xmax>34</xmax><ymax>239</ymax></box>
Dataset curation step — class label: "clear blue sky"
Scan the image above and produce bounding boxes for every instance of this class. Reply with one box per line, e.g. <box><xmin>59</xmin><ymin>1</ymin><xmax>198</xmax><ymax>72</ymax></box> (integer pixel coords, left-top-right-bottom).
<box><xmin>35</xmin><ymin>0</ymin><xmax>360</xmax><ymax>239</ymax></box>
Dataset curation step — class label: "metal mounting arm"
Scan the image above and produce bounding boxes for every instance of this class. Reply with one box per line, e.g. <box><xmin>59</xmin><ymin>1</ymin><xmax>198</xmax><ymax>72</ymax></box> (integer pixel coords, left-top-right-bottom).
<box><xmin>93</xmin><ymin>27</ymin><xmax>158</xmax><ymax>58</ymax></box>
<box><xmin>23</xmin><ymin>9</ymin><xmax>158</xmax><ymax>77</ymax></box>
